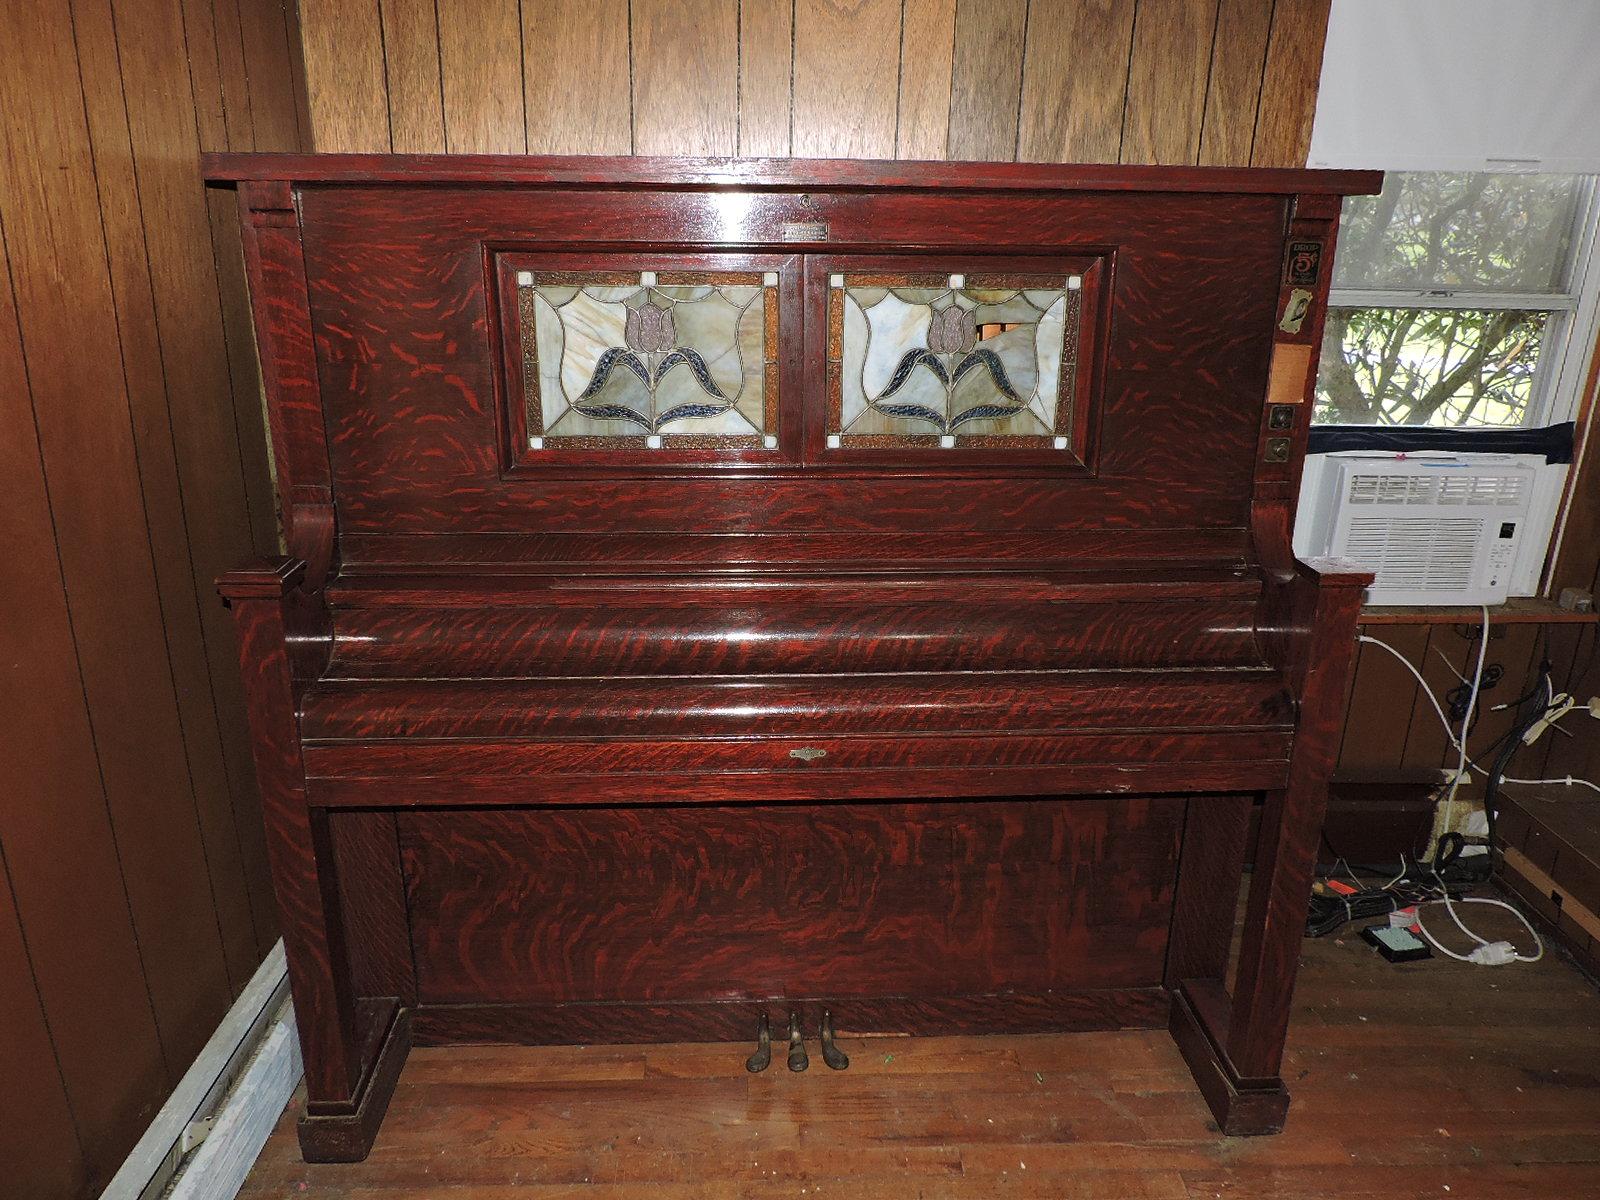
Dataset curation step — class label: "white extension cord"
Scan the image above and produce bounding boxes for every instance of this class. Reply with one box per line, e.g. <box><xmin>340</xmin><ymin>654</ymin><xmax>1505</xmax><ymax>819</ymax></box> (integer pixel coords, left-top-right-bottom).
<box><xmin>1412</xmin><ymin>894</ymin><xmax>1544</xmax><ymax>966</ymax></box>
<box><xmin>1351</xmin><ymin>609</ymin><xmax>1556</xmax><ymax>967</ymax></box>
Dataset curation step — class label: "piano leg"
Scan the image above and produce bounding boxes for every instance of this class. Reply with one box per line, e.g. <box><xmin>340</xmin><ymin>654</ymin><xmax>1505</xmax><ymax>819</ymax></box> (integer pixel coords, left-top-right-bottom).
<box><xmin>1166</xmin><ymin>792</ymin><xmax>1294</xmax><ymax>1136</ymax></box>
<box><xmin>1170</xmin><ymin>770</ymin><xmax>1324</xmax><ymax>1135</ymax></box>
<box><xmin>222</xmin><ymin>567</ymin><xmax>412</xmax><ymax>1162</ymax></box>
<box><xmin>1171</xmin><ymin>559</ymin><xmax>1364</xmax><ymax>1135</ymax></box>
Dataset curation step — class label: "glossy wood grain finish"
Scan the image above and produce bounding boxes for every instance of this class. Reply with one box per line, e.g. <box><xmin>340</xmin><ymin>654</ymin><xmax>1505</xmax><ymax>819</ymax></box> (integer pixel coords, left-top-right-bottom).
<box><xmin>302</xmin><ymin>670</ymin><xmax>1292</xmax><ymax>741</ymax></box>
<box><xmin>337</xmin><ymin>527</ymin><xmax>1256</xmax><ymax>570</ymax></box>
<box><xmin>1229</xmin><ymin>559</ymin><xmax>1369</xmax><ymax>1081</ymax></box>
<box><xmin>304</xmin><ymin>738</ymin><xmax>1294</xmax><ymax>810</ymax></box>
<box><xmin>210</xmin><ymin>154</ymin><xmax>1378</xmax><ymax>1160</ymax></box>
<box><xmin>219</xmin><ymin>560</ymin><xmax>410</xmax><ymax>1159</ymax></box>
<box><xmin>401</xmin><ymin>800</ymin><xmax>1180</xmax><ymax>1005</ymax></box>
<box><xmin>292</xmin><ymin>184</ymin><xmax>1285</xmax><ymax>534</ymax></box>
<box><xmin>328</xmin><ymin>812</ymin><xmax>416</xmax><ymax>1006</ymax></box>
<box><xmin>219</xmin><ymin>561</ymin><xmax>361</xmax><ymax>1101</ymax></box>
<box><xmin>326</xmin><ymin>597</ymin><xmax>1263</xmax><ymax>678</ymax></box>
<box><xmin>204</xmin><ymin>151</ymin><xmax>1379</xmax><ymax>193</ymax></box>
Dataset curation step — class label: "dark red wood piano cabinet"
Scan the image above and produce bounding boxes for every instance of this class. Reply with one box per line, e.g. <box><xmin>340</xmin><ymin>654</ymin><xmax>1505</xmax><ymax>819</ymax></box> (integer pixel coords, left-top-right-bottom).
<box><xmin>204</xmin><ymin>152</ymin><xmax>1381</xmax><ymax>1161</ymax></box>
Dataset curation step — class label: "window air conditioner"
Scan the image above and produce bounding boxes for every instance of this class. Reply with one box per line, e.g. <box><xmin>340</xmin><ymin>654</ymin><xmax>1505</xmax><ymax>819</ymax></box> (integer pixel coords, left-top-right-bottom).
<box><xmin>1295</xmin><ymin>453</ymin><xmax>1539</xmax><ymax>606</ymax></box>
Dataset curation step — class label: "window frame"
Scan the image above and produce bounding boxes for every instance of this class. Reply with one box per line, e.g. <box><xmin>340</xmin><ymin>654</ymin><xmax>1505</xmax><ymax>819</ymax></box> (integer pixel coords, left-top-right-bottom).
<box><xmin>1320</xmin><ymin>173</ymin><xmax>1600</xmax><ymax>431</ymax></box>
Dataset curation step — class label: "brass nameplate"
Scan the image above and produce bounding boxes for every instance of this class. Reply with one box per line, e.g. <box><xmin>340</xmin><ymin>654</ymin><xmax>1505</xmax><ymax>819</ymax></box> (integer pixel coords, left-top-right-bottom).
<box><xmin>782</xmin><ymin>221</ymin><xmax>829</xmax><ymax>242</ymax></box>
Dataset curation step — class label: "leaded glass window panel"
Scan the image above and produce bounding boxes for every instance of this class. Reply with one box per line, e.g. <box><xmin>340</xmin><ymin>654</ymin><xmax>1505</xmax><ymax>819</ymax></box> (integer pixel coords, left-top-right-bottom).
<box><xmin>826</xmin><ymin>272</ymin><xmax>1082</xmax><ymax>450</ymax></box>
<box><xmin>517</xmin><ymin>269</ymin><xmax>779</xmax><ymax>450</ymax></box>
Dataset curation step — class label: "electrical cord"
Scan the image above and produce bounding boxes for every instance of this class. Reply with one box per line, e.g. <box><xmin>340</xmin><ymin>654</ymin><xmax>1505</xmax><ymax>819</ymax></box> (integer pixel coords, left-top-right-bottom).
<box><xmin>1413</xmin><ymin>893</ymin><xmax>1544</xmax><ymax>965</ymax></box>
<box><xmin>1308</xmin><ymin>617</ymin><xmax>1571</xmax><ymax>964</ymax></box>
<box><xmin>1437</xmin><ymin>605</ymin><xmax>1492</xmax><ymax>843</ymax></box>
<box><xmin>1305</xmin><ymin>845</ymin><xmax>1483</xmax><ymax>938</ymax></box>
<box><xmin>1481</xmin><ymin>670</ymin><xmax>1556</xmax><ymax>847</ymax></box>
<box><xmin>1355</xmin><ymin>630</ymin><xmax>1599</xmax><ymax>796</ymax></box>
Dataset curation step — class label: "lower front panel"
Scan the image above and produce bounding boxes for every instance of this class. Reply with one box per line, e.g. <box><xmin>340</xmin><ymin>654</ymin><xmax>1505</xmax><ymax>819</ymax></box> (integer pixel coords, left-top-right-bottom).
<box><xmin>393</xmin><ymin>796</ymin><xmax>1184</xmax><ymax>1039</ymax></box>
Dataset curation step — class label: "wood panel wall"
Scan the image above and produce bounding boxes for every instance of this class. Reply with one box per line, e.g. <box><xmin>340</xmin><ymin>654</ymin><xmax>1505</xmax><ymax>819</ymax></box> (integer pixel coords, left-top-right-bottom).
<box><xmin>0</xmin><ymin>2</ymin><xmax>304</xmax><ymax>1197</ymax></box>
<box><xmin>296</xmin><ymin>0</ymin><xmax>1331</xmax><ymax>166</ymax></box>
<box><xmin>1539</xmin><ymin>439</ymin><xmax>1600</xmax><ymax>791</ymax></box>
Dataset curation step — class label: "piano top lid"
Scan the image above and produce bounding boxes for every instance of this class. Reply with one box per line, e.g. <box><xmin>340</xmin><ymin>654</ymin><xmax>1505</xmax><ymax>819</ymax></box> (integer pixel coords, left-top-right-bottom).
<box><xmin>200</xmin><ymin>152</ymin><xmax>1383</xmax><ymax>199</ymax></box>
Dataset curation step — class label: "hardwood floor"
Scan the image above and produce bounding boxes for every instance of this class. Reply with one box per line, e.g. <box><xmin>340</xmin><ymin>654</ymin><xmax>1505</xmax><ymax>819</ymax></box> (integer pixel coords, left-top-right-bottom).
<box><xmin>242</xmin><ymin>903</ymin><xmax>1600</xmax><ymax>1199</ymax></box>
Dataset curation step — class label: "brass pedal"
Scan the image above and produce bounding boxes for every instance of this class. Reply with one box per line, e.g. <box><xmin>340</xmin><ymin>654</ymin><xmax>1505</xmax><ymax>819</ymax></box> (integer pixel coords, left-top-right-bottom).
<box><xmin>745</xmin><ymin>1011</ymin><xmax>772</xmax><ymax>1073</ymax></box>
<box><xmin>786</xmin><ymin>1010</ymin><xmax>809</xmax><ymax>1072</ymax></box>
<box><xmin>819</xmin><ymin>1010</ymin><xmax>849</xmax><ymax>1070</ymax></box>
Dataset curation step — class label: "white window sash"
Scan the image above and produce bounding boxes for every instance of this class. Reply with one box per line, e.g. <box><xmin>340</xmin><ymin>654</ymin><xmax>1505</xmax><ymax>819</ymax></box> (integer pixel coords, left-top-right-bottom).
<box><xmin>1321</xmin><ymin>177</ymin><xmax>1600</xmax><ymax>430</ymax></box>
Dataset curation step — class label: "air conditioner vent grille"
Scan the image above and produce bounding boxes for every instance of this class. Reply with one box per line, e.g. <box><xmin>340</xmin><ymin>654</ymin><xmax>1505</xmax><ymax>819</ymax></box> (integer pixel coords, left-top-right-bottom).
<box><xmin>1347</xmin><ymin>474</ymin><xmax>1435</xmax><ymax>505</ymax></box>
<box><xmin>1343</xmin><ymin>516</ymin><xmax>1482</xmax><ymax>591</ymax></box>
<box><xmin>1437</xmin><ymin>474</ymin><xmax>1527</xmax><ymax>506</ymax></box>
<box><xmin>1345</xmin><ymin>471</ymin><xmax>1527</xmax><ymax>508</ymax></box>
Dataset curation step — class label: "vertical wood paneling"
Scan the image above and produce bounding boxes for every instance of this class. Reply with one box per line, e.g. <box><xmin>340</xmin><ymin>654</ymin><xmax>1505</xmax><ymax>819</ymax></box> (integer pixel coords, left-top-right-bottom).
<box><xmin>1548</xmin><ymin>411</ymin><xmax>1600</xmax><ymax>599</ymax></box>
<box><xmin>947</xmin><ymin>0</ymin><xmax>1027</xmax><ymax>162</ymax></box>
<box><xmin>896</xmin><ymin>0</ymin><xmax>956</xmax><ymax>160</ymax></box>
<box><xmin>112</xmin><ymin>0</ymin><xmax>285</xmax><ymax>975</ymax></box>
<box><xmin>0</xmin><ymin>853</ymin><xmax>85</xmax><ymax>1200</ymax></box>
<box><xmin>238</xmin><ymin>0</ymin><xmax>306</xmax><ymax>151</ymax></box>
<box><xmin>210</xmin><ymin>0</ymin><xmax>256</xmax><ymax>150</ymax></box>
<box><xmin>0</xmin><ymin>50</ymin><xmax>170</xmax><ymax>1177</ymax></box>
<box><xmin>1197</xmin><ymin>0</ymin><xmax>1273</xmax><ymax>166</ymax></box>
<box><xmin>438</xmin><ymin>0</ymin><xmax>525</xmax><ymax>153</ymax></box>
<box><xmin>74</xmin><ymin>0</ymin><xmax>262</xmax><ymax>1006</ymax></box>
<box><xmin>738</xmin><ymin>0</ymin><xmax>793</xmax><ymax>156</ymax></box>
<box><xmin>632</xmin><ymin>0</ymin><xmax>739</xmax><ymax>157</ymax></box>
<box><xmin>1017</xmin><ymin>0</ymin><xmax>1137</xmax><ymax>164</ymax></box>
<box><xmin>297</xmin><ymin>0</ymin><xmax>1334</xmax><ymax>168</ymax></box>
<box><xmin>3</xmin><ymin>0</ymin><xmax>234</xmax><ymax>1096</ymax></box>
<box><xmin>1251</xmin><ymin>0</ymin><xmax>1333</xmax><ymax>168</ymax></box>
<box><xmin>299</xmin><ymin>0</ymin><xmax>390</xmax><ymax>151</ymax></box>
<box><xmin>1121</xmin><ymin>0</ymin><xmax>1219</xmax><ymax>165</ymax></box>
<box><xmin>1337</xmin><ymin>627</ymin><xmax>1428</xmax><ymax>773</ymax></box>
<box><xmin>201</xmin><ymin>3</ymin><xmax>292</xmax><ymax>926</ymax></box>
<box><xmin>791</xmin><ymin>0</ymin><xmax>901</xmax><ymax>159</ymax></box>
<box><xmin>1</xmin><ymin>0</ymin><xmax>299</xmax><ymax>1193</ymax></box>
<box><xmin>1397</xmin><ymin>628</ymin><xmax>1456</xmax><ymax>773</ymax></box>
<box><xmin>380</xmin><ymin>0</ymin><xmax>447</xmax><ymax>152</ymax></box>
<box><xmin>1463</xmin><ymin>628</ymin><xmax>1544</xmax><ymax>799</ymax></box>
<box><xmin>521</xmin><ymin>0</ymin><xmax>631</xmax><ymax>155</ymax></box>
<box><xmin>1537</xmin><ymin>622</ymin><xmax>1599</xmax><ymax>784</ymax></box>
<box><xmin>180</xmin><ymin>0</ymin><xmax>294</xmax><ymax>966</ymax></box>
<box><xmin>191</xmin><ymin>0</ymin><xmax>282</xmax><ymax>557</ymax></box>
<box><xmin>0</xmin><ymin>210</ymin><xmax>95</xmax><ymax>1200</ymax></box>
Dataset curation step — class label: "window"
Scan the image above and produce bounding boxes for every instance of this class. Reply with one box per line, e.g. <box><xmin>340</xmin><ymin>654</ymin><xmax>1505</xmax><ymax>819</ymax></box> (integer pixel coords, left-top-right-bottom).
<box><xmin>1315</xmin><ymin>172</ymin><xmax>1597</xmax><ymax>428</ymax></box>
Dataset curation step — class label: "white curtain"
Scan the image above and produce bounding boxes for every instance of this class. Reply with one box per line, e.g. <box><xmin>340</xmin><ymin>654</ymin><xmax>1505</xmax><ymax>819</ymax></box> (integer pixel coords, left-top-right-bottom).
<box><xmin>1309</xmin><ymin>0</ymin><xmax>1600</xmax><ymax>173</ymax></box>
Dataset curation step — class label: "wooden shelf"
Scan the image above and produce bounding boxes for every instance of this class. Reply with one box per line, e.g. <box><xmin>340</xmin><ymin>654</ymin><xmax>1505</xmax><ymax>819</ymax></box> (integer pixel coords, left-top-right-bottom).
<box><xmin>1359</xmin><ymin>597</ymin><xmax>1599</xmax><ymax>626</ymax></box>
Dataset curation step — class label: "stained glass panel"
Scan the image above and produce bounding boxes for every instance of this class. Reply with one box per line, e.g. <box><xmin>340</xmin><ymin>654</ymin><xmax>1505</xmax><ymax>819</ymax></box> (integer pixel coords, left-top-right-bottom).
<box><xmin>827</xmin><ymin>273</ymin><xmax>1082</xmax><ymax>450</ymax></box>
<box><xmin>517</xmin><ymin>269</ymin><xmax>779</xmax><ymax>450</ymax></box>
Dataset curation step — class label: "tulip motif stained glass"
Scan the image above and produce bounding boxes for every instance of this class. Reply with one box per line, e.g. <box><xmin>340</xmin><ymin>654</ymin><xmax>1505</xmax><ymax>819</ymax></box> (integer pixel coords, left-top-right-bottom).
<box><xmin>827</xmin><ymin>273</ymin><xmax>1082</xmax><ymax>449</ymax></box>
<box><xmin>517</xmin><ymin>269</ymin><xmax>779</xmax><ymax>450</ymax></box>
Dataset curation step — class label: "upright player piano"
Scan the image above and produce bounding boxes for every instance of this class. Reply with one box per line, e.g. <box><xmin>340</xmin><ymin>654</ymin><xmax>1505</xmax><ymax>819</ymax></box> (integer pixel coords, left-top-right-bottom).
<box><xmin>205</xmin><ymin>153</ymin><xmax>1382</xmax><ymax>1161</ymax></box>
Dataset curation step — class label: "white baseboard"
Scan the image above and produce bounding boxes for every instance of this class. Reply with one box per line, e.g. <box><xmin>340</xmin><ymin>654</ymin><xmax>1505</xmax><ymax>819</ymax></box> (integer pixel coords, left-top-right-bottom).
<box><xmin>99</xmin><ymin>941</ymin><xmax>297</xmax><ymax>1200</ymax></box>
